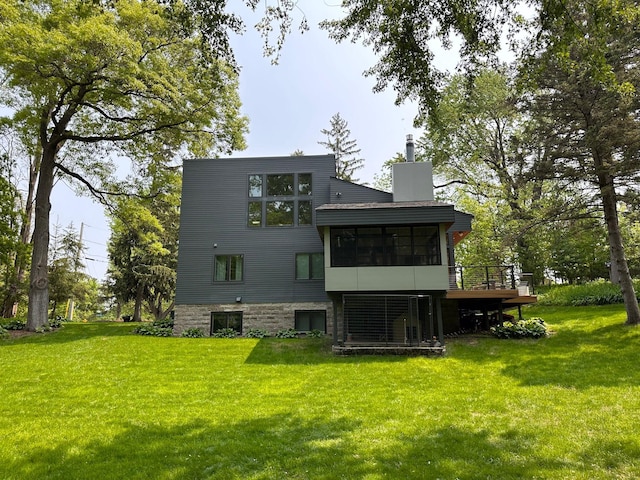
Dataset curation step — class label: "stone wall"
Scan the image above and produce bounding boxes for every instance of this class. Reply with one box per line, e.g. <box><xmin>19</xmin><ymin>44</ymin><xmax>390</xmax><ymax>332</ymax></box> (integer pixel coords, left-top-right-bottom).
<box><xmin>174</xmin><ymin>302</ymin><xmax>334</xmax><ymax>337</ymax></box>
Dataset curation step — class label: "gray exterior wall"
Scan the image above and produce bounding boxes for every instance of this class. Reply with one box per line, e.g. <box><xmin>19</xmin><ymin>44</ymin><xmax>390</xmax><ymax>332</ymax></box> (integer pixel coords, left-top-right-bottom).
<box><xmin>176</xmin><ymin>155</ymin><xmax>336</xmax><ymax>306</ymax></box>
<box><xmin>316</xmin><ymin>203</ymin><xmax>457</xmax><ymax>226</ymax></box>
<box><xmin>329</xmin><ymin>177</ymin><xmax>392</xmax><ymax>204</ymax></box>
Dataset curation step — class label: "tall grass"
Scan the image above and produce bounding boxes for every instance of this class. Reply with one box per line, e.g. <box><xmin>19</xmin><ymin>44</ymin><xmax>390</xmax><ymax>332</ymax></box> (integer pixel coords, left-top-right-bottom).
<box><xmin>1</xmin><ymin>306</ymin><xmax>639</xmax><ymax>479</ymax></box>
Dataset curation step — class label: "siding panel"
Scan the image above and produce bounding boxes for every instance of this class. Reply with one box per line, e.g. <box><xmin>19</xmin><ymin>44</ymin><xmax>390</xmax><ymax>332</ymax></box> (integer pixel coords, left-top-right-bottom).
<box><xmin>176</xmin><ymin>156</ymin><xmax>335</xmax><ymax>305</ymax></box>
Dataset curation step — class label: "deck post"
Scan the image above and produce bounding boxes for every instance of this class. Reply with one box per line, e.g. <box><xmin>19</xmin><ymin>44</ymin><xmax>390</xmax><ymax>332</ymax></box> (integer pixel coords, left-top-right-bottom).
<box><xmin>436</xmin><ymin>296</ymin><xmax>444</xmax><ymax>344</ymax></box>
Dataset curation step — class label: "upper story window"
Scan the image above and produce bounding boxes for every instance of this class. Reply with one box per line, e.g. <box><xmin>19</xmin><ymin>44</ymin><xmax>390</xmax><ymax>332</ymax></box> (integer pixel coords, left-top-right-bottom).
<box><xmin>248</xmin><ymin>173</ymin><xmax>313</xmax><ymax>228</ymax></box>
<box><xmin>249</xmin><ymin>174</ymin><xmax>262</xmax><ymax>197</ymax></box>
<box><xmin>267</xmin><ymin>174</ymin><xmax>294</xmax><ymax>196</ymax></box>
<box><xmin>214</xmin><ymin>254</ymin><xmax>243</xmax><ymax>281</ymax></box>
<box><xmin>330</xmin><ymin>225</ymin><xmax>441</xmax><ymax>267</ymax></box>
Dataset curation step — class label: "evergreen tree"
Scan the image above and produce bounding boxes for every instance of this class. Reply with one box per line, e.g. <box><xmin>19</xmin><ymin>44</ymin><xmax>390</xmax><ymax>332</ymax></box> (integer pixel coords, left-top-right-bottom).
<box><xmin>318</xmin><ymin>113</ymin><xmax>365</xmax><ymax>182</ymax></box>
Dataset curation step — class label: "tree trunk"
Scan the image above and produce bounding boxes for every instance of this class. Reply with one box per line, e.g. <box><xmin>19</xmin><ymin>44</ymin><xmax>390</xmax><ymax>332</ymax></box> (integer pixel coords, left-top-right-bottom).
<box><xmin>133</xmin><ymin>283</ymin><xmax>144</xmax><ymax>322</ymax></box>
<box><xmin>2</xmin><ymin>150</ymin><xmax>39</xmax><ymax>318</ymax></box>
<box><xmin>26</xmin><ymin>148</ymin><xmax>56</xmax><ymax>331</ymax></box>
<box><xmin>598</xmin><ymin>172</ymin><xmax>640</xmax><ymax>325</ymax></box>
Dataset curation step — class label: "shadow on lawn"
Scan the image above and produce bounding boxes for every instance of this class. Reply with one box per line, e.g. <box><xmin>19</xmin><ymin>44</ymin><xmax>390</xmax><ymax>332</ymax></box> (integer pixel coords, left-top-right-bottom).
<box><xmin>6</xmin><ymin>414</ymin><xmax>364</xmax><ymax>480</ymax></box>
<box><xmin>4</xmin><ymin>417</ymin><xmax>609</xmax><ymax>479</ymax></box>
<box><xmin>244</xmin><ymin>337</ymin><xmax>410</xmax><ymax>365</ymax></box>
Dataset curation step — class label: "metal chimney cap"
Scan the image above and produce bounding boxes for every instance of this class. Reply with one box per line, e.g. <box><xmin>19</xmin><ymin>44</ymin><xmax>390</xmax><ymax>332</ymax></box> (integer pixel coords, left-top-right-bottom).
<box><xmin>406</xmin><ymin>134</ymin><xmax>414</xmax><ymax>142</ymax></box>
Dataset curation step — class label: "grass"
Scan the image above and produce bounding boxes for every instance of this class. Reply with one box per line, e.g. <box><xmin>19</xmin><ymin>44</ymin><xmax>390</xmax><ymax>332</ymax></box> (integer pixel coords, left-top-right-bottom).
<box><xmin>1</xmin><ymin>305</ymin><xmax>640</xmax><ymax>479</ymax></box>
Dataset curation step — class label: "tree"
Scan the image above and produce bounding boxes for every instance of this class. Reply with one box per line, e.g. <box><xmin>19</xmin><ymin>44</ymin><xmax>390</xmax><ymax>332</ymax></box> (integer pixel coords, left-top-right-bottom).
<box><xmin>0</xmin><ymin>0</ymin><xmax>247</xmax><ymax>330</ymax></box>
<box><xmin>318</xmin><ymin>113</ymin><xmax>365</xmax><ymax>182</ymax></box>
<box><xmin>525</xmin><ymin>0</ymin><xmax>640</xmax><ymax>324</ymax></box>
<box><xmin>422</xmin><ymin>69</ymin><xmax>583</xmax><ymax>282</ymax></box>
<box><xmin>107</xmin><ymin>156</ymin><xmax>181</xmax><ymax>322</ymax></box>
<box><xmin>47</xmin><ymin>222</ymin><xmax>85</xmax><ymax>319</ymax></box>
<box><xmin>321</xmin><ymin>0</ymin><xmax>515</xmax><ymax>122</ymax></box>
<box><xmin>0</xmin><ymin>122</ymin><xmax>36</xmax><ymax>318</ymax></box>
<box><xmin>0</xmin><ymin>148</ymin><xmax>28</xmax><ymax>318</ymax></box>
<box><xmin>547</xmin><ymin>215</ymin><xmax>609</xmax><ymax>284</ymax></box>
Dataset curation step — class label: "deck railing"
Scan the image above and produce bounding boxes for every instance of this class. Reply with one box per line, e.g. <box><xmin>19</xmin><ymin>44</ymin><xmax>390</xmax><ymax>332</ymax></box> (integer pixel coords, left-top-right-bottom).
<box><xmin>449</xmin><ymin>265</ymin><xmax>520</xmax><ymax>291</ymax></box>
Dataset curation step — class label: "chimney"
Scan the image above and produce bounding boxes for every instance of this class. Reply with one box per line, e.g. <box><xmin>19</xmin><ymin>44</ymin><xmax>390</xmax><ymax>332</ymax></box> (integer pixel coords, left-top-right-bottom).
<box><xmin>406</xmin><ymin>134</ymin><xmax>415</xmax><ymax>162</ymax></box>
<box><xmin>392</xmin><ymin>134</ymin><xmax>434</xmax><ymax>202</ymax></box>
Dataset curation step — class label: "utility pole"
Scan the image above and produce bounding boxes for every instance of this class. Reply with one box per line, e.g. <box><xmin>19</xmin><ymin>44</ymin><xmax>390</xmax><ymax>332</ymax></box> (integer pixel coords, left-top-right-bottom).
<box><xmin>66</xmin><ymin>222</ymin><xmax>84</xmax><ymax>321</ymax></box>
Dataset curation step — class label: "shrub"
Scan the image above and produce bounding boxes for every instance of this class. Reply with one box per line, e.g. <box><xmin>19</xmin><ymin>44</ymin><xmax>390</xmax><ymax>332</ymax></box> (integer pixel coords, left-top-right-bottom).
<box><xmin>211</xmin><ymin>328</ymin><xmax>238</xmax><ymax>338</ymax></box>
<box><xmin>181</xmin><ymin>328</ymin><xmax>205</xmax><ymax>338</ymax></box>
<box><xmin>491</xmin><ymin>317</ymin><xmax>548</xmax><ymax>339</ymax></box>
<box><xmin>132</xmin><ymin>324</ymin><xmax>173</xmax><ymax>337</ymax></box>
<box><xmin>275</xmin><ymin>328</ymin><xmax>298</xmax><ymax>339</ymax></box>
<box><xmin>152</xmin><ymin>318</ymin><xmax>174</xmax><ymax>329</ymax></box>
<box><xmin>306</xmin><ymin>329</ymin><xmax>324</xmax><ymax>338</ymax></box>
<box><xmin>537</xmin><ymin>280</ymin><xmax>636</xmax><ymax>306</ymax></box>
<box><xmin>0</xmin><ymin>325</ymin><xmax>8</xmax><ymax>339</ymax></box>
<box><xmin>245</xmin><ymin>328</ymin><xmax>270</xmax><ymax>338</ymax></box>
<box><xmin>3</xmin><ymin>319</ymin><xmax>26</xmax><ymax>330</ymax></box>
<box><xmin>49</xmin><ymin>317</ymin><xmax>63</xmax><ymax>329</ymax></box>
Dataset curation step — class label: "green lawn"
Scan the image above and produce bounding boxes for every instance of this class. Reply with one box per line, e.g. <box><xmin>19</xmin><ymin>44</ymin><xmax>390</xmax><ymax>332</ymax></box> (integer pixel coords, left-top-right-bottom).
<box><xmin>1</xmin><ymin>305</ymin><xmax>639</xmax><ymax>479</ymax></box>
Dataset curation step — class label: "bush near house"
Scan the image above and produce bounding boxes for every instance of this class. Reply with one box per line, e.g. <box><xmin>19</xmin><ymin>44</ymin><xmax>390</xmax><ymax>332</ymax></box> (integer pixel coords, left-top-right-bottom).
<box><xmin>180</xmin><ymin>328</ymin><xmax>205</xmax><ymax>338</ymax></box>
<box><xmin>491</xmin><ymin>317</ymin><xmax>548</xmax><ymax>339</ymax></box>
<box><xmin>132</xmin><ymin>318</ymin><xmax>174</xmax><ymax>337</ymax></box>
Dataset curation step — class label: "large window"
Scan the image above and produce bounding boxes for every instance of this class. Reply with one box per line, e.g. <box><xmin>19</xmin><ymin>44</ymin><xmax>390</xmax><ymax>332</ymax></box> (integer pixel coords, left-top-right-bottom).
<box><xmin>298</xmin><ymin>200</ymin><xmax>312</xmax><ymax>225</ymax></box>
<box><xmin>295</xmin><ymin>310</ymin><xmax>326</xmax><ymax>333</ymax></box>
<box><xmin>330</xmin><ymin>226</ymin><xmax>441</xmax><ymax>267</ymax></box>
<box><xmin>248</xmin><ymin>173</ymin><xmax>313</xmax><ymax>227</ymax></box>
<box><xmin>296</xmin><ymin>253</ymin><xmax>324</xmax><ymax>280</ymax></box>
<box><xmin>211</xmin><ymin>312</ymin><xmax>243</xmax><ymax>334</ymax></box>
<box><xmin>214</xmin><ymin>255</ymin><xmax>243</xmax><ymax>281</ymax></box>
<box><xmin>266</xmin><ymin>201</ymin><xmax>294</xmax><ymax>226</ymax></box>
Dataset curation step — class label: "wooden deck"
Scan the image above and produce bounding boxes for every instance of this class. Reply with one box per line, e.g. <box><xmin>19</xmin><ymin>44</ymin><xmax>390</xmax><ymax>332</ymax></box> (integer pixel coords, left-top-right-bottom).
<box><xmin>446</xmin><ymin>289</ymin><xmax>537</xmax><ymax>306</ymax></box>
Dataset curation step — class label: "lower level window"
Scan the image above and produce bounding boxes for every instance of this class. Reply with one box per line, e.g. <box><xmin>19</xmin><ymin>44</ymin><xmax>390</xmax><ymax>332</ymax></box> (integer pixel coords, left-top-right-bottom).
<box><xmin>295</xmin><ymin>310</ymin><xmax>326</xmax><ymax>333</ymax></box>
<box><xmin>211</xmin><ymin>312</ymin><xmax>243</xmax><ymax>334</ymax></box>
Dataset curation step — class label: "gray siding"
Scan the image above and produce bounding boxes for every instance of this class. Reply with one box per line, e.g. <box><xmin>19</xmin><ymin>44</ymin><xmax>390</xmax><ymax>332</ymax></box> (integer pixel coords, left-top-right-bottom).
<box><xmin>176</xmin><ymin>155</ymin><xmax>335</xmax><ymax>305</ymax></box>
<box><xmin>316</xmin><ymin>204</ymin><xmax>456</xmax><ymax>226</ymax></box>
<box><xmin>452</xmin><ymin>210</ymin><xmax>473</xmax><ymax>232</ymax></box>
<box><xmin>329</xmin><ymin>178</ymin><xmax>392</xmax><ymax>204</ymax></box>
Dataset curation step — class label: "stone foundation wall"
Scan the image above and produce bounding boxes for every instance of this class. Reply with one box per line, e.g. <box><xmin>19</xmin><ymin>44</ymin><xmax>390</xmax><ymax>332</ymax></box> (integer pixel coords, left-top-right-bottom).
<box><xmin>174</xmin><ymin>302</ymin><xmax>334</xmax><ymax>337</ymax></box>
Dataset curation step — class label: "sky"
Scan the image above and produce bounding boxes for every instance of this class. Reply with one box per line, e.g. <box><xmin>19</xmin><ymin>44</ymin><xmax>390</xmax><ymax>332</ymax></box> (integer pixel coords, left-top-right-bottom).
<box><xmin>49</xmin><ymin>3</ymin><xmax>459</xmax><ymax>282</ymax></box>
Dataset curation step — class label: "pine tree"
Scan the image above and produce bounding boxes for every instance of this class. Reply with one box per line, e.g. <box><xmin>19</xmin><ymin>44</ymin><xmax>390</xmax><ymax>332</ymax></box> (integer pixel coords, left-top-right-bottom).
<box><xmin>318</xmin><ymin>113</ymin><xmax>365</xmax><ymax>182</ymax></box>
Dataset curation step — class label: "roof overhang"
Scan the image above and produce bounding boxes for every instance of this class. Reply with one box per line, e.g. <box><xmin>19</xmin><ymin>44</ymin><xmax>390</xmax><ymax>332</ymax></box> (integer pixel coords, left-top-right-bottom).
<box><xmin>316</xmin><ymin>201</ymin><xmax>457</xmax><ymax>227</ymax></box>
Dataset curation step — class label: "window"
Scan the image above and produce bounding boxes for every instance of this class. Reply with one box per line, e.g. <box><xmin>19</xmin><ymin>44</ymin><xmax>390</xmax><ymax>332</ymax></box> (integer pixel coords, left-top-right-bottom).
<box><xmin>211</xmin><ymin>312</ymin><xmax>243</xmax><ymax>334</ymax></box>
<box><xmin>296</xmin><ymin>253</ymin><xmax>324</xmax><ymax>280</ymax></box>
<box><xmin>298</xmin><ymin>173</ymin><xmax>312</xmax><ymax>195</ymax></box>
<box><xmin>298</xmin><ymin>200</ymin><xmax>312</xmax><ymax>225</ymax></box>
<box><xmin>295</xmin><ymin>310</ymin><xmax>326</xmax><ymax>332</ymax></box>
<box><xmin>266</xmin><ymin>201</ymin><xmax>294</xmax><ymax>226</ymax></box>
<box><xmin>330</xmin><ymin>226</ymin><xmax>441</xmax><ymax>267</ymax></box>
<box><xmin>247</xmin><ymin>173</ymin><xmax>313</xmax><ymax>228</ymax></box>
<box><xmin>267</xmin><ymin>174</ymin><xmax>294</xmax><ymax>196</ymax></box>
<box><xmin>248</xmin><ymin>202</ymin><xmax>262</xmax><ymax>227</ymax></box>
<box><xmin>248</xmin><ymin>174</ymin><xmax>262</xmax><ymax>197</ymax></box>
<box><xmin>214</xmin><ymin>255</ymin><xmax>243</xmax><ymax>281</ymax></box>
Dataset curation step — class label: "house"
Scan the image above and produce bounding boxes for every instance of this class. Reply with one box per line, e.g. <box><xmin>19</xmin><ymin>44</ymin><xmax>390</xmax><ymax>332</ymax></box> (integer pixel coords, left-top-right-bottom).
<box><xmin>174</xmin><ymin>137</ymin><xmax>536</xmax><ymax>349</ymax></box>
